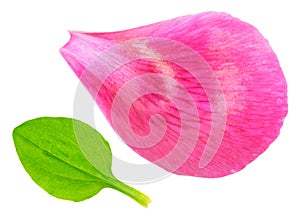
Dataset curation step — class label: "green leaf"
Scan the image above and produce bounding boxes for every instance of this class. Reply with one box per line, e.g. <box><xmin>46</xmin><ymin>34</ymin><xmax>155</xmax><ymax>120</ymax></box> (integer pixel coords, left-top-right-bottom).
<box><xmin>12</xmin><ymin>117</ymin><xmax>151</xmax><ymax>207</ymax></box>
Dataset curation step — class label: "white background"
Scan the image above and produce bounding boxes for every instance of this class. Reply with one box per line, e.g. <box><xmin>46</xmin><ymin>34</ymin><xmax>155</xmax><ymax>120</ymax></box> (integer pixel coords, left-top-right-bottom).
<box><xmin>1</xmin><ymin>0</ymin><xmax>299</xmax><ymax>218</ymax></box>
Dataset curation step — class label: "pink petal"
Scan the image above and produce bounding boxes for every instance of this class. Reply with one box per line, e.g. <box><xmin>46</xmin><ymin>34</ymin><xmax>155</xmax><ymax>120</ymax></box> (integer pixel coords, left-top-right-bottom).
<box><xmin>60</xmin><ymin>12</ymin><xmax>288</xmax><ymax>178</ymax></box>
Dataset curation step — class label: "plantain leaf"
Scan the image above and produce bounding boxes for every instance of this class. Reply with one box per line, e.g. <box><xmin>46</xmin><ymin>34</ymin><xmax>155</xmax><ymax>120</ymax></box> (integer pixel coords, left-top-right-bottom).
<box><xmin>12</xmin><ymin>117</ymin><xmax>151</xmax><ymax>207</ymax></box>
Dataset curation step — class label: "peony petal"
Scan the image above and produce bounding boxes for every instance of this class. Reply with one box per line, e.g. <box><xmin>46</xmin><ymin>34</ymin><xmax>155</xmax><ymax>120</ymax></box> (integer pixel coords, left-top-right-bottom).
<box><xmin>60</xmin><ymin>12</ymin><xmax>288</xmax><ymax>178</ymax></box>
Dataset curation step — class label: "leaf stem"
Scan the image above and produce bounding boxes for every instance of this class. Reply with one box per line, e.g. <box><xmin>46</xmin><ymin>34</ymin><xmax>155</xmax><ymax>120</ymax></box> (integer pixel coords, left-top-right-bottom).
<box><xmin>106</xmin><ymin>177</ymin><xmax>151</xmax><ymax>207</ymax></box>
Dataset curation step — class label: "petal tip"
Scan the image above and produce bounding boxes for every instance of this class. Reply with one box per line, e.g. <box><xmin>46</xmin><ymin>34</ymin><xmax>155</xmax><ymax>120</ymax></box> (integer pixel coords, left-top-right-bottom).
<box><xmin>59</xmin><ymin>31</ymin><xmax>86</xmax><ymax>78</ymax></box>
